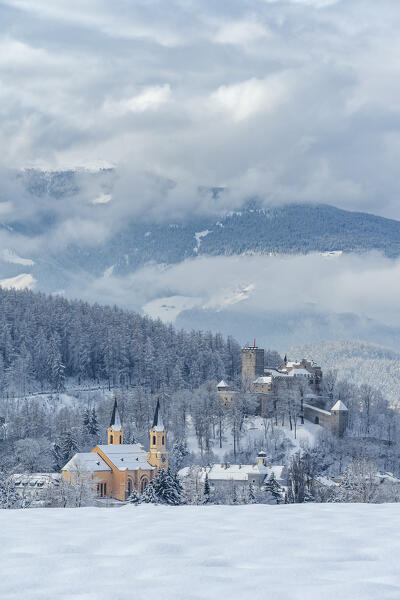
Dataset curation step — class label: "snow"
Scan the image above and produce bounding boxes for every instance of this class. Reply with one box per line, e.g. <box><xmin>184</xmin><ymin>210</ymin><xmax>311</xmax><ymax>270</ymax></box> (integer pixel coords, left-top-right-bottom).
<box><xmin>331</xmin><ymin>400</ymin><xmax>348</xmax><ymax>411</ymax></box>
<box><xmin>217</xmin><ymin>379</ymin><xmax>229</xmax><ymax>388</ymax></box>
<box><xmin>96</xmin><ymin>444</ymin><xmax>155</xmax><ymax>471</ymax></box>
<box><xmin>62</xmin><ymin>453</ymin><xmax>111</xmax><ymax>473</ymax></box>
<box><xmin>92</xmin><ymin>193</ymin><xmax>112</xmax><ymax>204</ymax></box>
<box><xmin>0</xmin><ymin>273</ymin><xmax>36</xmax><ymax>290</ymax></box>
<box><xmin>193</xmin><ymin>229</ymin><xmax>211</xmax><ymax>253</ymax></box>
<box><xmin>1</xmin><ymin>249</ymin><xmax>35</xmax><ymax>266</ymax></box>
<box><xmin>143</xmin><ymin>295</ymin><xmax>203</xmax><ymax>322</ymax></box>
<box><xmin>1</xmin><ymin>503</ymin><xmax>400</xmax><ymax>600</ymax></box>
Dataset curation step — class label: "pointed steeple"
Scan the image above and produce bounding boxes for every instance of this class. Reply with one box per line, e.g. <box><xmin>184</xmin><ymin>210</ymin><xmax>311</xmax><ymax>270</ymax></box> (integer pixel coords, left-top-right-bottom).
<box><xmin>110</xmin><ymin>398</ymin><xmax>122</xmax><ymax>431</ymax></box>
<box><xmin>152</xmin><ymin>398</ymin><xmax>164</xmax><ymax>431</ymax></box>
<box><xmin>284</xmin><ymin>354</ymin><xmax>287</xmax><ymax>364</ymax></box>
<box><xmin>107</xmin><ymin>398</ymin><xmax>123</xmax><ymax>445</ymax></box>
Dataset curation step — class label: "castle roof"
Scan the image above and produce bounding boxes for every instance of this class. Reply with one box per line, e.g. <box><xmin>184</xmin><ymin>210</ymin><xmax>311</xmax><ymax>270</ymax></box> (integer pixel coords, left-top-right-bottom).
<box><xmin>217</xmin><ymin>380</ymin><xmax>229</xmax><ymax>388</ymax></box>
<box><xmin>331</xmin><ymin>400</ymin><xmax>348</xmax><ymax>412</ymax></box>
<box><xmin>110</xmin><ymin>398</ymin><xmax>122</xmax><ymax>431</ymax></box>
<box><xmin>97</xmin><ymin>444</ymin><xmax>155</xmax><ymax>471</ymax></box>
<box><xmin>152</xmin><ymin>399</ymin><xmax>164</xmax><ymax>431</ymax></box>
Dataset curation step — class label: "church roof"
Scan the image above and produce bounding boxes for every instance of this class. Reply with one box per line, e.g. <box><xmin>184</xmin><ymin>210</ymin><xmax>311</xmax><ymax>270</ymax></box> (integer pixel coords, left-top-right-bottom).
<box><xmin>62</xmin><ymin>453</ymin><xmax>111</xmax><ymax>473</ymax></box>
<box><xmin>152</xmin><ymin>399</ymin><xmax>164</xmax><ymax>432</ymax></box>
<box><xmin>331</xmin><ymin>400</ymin><xmax>348</xmax><ymax>412</ymax></box>
<box><xmin>97</xmin><ymin>444</ymin><xmax>155</xmax><ymax>471</ymax></box>
<box><xmin>110</xmin><ymin>398</ymin><xmax>122</xmax><ymax>431</ymax></box>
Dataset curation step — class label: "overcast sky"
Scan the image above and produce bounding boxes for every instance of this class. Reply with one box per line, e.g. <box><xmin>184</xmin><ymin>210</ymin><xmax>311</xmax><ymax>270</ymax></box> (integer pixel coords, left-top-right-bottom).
<box><xmin>1</xmin><ymin>0</ymin><xmax>400</xmax><ymax>221</ymax></box>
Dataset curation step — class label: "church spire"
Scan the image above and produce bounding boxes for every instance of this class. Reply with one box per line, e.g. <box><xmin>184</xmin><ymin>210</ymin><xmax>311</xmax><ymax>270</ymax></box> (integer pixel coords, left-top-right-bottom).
<box><xmin>148</xmin><ymin>398</ymin><xmax>168</xmax><ymax>469</ymax></box>
<box><xmin>107</xmin><ymin>398</ymin><xmax>123</xmax><ymax>445</ymax></box>
<box><xmin>152</xmin><ymin>398</ymin><xmax>164</xmax><ymax>430</ymax></box>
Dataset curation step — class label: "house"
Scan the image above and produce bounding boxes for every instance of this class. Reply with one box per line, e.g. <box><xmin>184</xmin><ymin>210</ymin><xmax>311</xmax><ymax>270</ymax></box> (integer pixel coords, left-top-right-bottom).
<box><xmin>62</xmin><ymin>398</ymin><xmax>168</xmax><ymax>501</ymax></box>
<box><xmin>11</xmin><ymin>473</ymin><xmax>61</xmax><ymax>507</ymax></box>
<box><xmin>179</xmin><ymin>451</ymin><xmax>286</xmax><ymax>493</ymax></box>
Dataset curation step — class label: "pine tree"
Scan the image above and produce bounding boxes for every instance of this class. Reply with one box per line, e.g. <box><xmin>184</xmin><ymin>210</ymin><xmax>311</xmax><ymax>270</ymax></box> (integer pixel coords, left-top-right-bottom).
<box><xmin>128</xmin><ymin>489</ymin><xmax>142</xmax><ymax>504</ymax></box>
<box><xmin>142</xmin><ymin>468</ymin><xmax>182</xmax><ymax>505</ymax></box>
<box><xmin>89</xmin><ymin>408</ymin><xmax>99</xmax><ymax>437</ymax></box>
<box><xmin>0</xmin><ymin>473</ymin><xmax>22</xmax><ymax>509</ymax></box>
<box><xmin>142</xmin><ymin>480</ymin><xmax>159</xmax><ymax>504</ymax></box>
<box><xmin>264</xmin><ymin>472</ymin><xmax>283</xmax><ymax>505</ymax></box>
<box><xmin>247</xmin><ymin>483</ymin><xmax>257</xmax><ymax>504</ymax></box>
<box><xmin>52</xmin><ymin>442</ymin><xmax>65</xmax><ymax>471</ymax></box>
<box><xmin>203</xmin><ymin>472</ymin><xmax>211</xmax><ymax>504</ymax></box>
<box><xmin>232</xmin><ymin>485</ymin><xmax>239</xmax><ymax>505</ymax></box>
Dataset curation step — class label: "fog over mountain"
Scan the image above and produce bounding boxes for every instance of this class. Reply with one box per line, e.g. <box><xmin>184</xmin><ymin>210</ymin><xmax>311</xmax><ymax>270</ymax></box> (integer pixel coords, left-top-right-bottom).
<box><xmin>1</xmin><ymin>1</ymin><xmax>400</xmax><ymax>351</ymax></box>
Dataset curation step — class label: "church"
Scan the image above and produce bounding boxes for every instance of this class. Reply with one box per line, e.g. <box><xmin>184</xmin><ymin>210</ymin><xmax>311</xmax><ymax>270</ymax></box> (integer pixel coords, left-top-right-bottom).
<box><xmin>62</xmin><ymin>398</ymin><xmax>168</xmax><ymax>501</ymax></box>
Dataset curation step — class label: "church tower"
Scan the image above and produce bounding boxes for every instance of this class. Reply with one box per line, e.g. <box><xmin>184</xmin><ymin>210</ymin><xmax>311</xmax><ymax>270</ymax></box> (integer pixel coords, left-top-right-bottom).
<box><xmin>107</xmin><ymin>398</ymin><xmax>124</xmax><ymax>445</ymax></box>
<box><xmin>148</xmin><ymin>399</ymin><xmax>168</xmax><ymax>469</ymax></box>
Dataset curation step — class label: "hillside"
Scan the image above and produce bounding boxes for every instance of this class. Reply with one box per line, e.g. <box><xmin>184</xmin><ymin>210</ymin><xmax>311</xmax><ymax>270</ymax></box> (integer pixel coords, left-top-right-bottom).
<box><xmin>289</xmin><ymin>340</ymin><xmax>400</xmax><ymax>405</ymax></box>
<box><xmin>0</xmin><ymin>288</ymin><xmax>241</xmax><ymax>396</ymax></box>
<box><xmin>2</xmin><ymin>503</ymin><xmax>400</xmax><ymax>600</ymax></box>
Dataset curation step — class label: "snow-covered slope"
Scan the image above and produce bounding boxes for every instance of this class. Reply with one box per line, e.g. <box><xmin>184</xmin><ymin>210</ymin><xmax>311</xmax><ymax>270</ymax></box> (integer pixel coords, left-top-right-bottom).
<box><xmin>1</xmin><ymin>503</ymin><xmax>399</xmax><ymax>600</ymax></box>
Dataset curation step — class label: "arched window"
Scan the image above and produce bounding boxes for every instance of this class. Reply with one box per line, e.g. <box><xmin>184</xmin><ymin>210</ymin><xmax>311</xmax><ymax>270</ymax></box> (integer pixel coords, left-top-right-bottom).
<box><xmin>314</xmin><ymin>416</ymin><xmax>319</xmax><ymax>425</ymax></box>
<box><xmin>162</xmin><ymin>436</ymin><xmax>165</xmax><ymax>445</ymax></box>
<box><xmin>119</xmin><ymin>435</ymin><xmax>122</xmax><ymax>444</ymax></box>
<box><xmin>110</xmin><ymin>435</ymin><xmax>113</xmax><ymax>444</ymax></box>
<box><xmin>140</xmin><ymin>478</ymin><xmax>149</xmax><ymax>493</ymax></box>
<box><xmin>126</xmin><ymin>479</ymin><xmax>132</xmax><ymax>499</ymax></box>
<box><xmin>152</xmin><ymin>435</ymin><xmax>156</xmax><ymax>445</ymax></box>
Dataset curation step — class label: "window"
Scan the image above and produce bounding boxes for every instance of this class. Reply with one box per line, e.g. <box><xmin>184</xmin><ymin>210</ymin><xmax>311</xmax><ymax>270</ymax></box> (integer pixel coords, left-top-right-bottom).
<box><xmin>110</xmin><ymin>435</ymin><xmax>113</xmax><ymax>444</ymax></box>
<box><xmin>126</xmin><ymin>479</ymin><xmax>132</xmax><ymax>499</ymax></box>
<box><xmin>314</xmin><ymin>416</ymin><xmax>319</xmax><ymax>425</ymax></box>
<box><xmin>97</xmin><ymin>482</ymin><xmax>107</xmax><ymax>497</ymax></box>
<box><xmin>140</xmin><ymin>478</ymin><xmax>148</xmax><ymax>493</ymax></box>
<box><xmin>162</xmin><ymin>436</ymin><xmax>165</xmax><ymax>445</ymax></box>
<box><xmin>152</xmin><ymin>435</ymin><xmax>156</xmax><ymax>445</ymax></box>
<box><xmin>119</xmin><ymin>435</ymin><xmax>122</xmax><ymax>444</ymax></box>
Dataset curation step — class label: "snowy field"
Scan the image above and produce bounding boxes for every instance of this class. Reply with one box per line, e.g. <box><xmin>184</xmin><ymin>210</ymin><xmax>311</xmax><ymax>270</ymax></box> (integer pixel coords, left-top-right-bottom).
<box><xmin>1</xmin><ymin>503</ymin><xmax>400</xmax><ymax>600</ymax></box>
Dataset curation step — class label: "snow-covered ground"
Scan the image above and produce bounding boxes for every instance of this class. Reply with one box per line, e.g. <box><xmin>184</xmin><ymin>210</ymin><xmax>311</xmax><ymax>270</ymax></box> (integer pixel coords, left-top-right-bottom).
<box><xmin>1</xmin><ymin>503</ymin><xmax>399</xmax><ymax>600</ymax></box>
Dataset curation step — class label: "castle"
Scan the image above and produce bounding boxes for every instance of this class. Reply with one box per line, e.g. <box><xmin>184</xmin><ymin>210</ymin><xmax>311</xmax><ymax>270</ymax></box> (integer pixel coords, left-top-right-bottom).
<box><xmin>218</xmin><ymin>343</ymin><xmax>348</xmax><ymax>437</ymax></box>
<box><xmin>62</xmin><ymin>398</ymin><xmax>168</xmax><ymax>501</ymax></box>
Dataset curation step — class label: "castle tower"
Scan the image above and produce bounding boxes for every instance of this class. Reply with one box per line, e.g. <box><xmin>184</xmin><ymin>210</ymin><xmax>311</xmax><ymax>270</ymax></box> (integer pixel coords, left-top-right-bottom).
<box><xmin>148</xmin><ymin>399</ymin><xmax>168</xmax><ymax>469</ymax></box>
<box><xmin>242</xmin><ymin>342</ymin><xmax>264</xmax><ymax>386</ymax></box>
<box><xmin>330</xmin><ymin>400</ymin><xmax>348</xmax><ymax>437</ymax></box>
<box><xmin>107</xmin><ymin>398</ymin><xmax>124</xmax><ymax>445</ymax></box>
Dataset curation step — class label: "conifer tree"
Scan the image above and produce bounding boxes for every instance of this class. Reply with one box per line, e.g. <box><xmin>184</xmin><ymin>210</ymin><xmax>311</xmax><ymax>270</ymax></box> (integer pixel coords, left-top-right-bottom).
<box><xmin>128</xmin><ymin>489</ymin><xmax>142</xmax><ymax>505</ymax></box>
<box><xmin>203</xmin><ymin>472</ymin><xmax>211</xmax><ymax>504</ymax></box>
<box><xmin>264</xmin><ymin>472</ymin><xmax>283</xmax><ymax>504</ymax></box>
<box><xmin>0</xmin><ymin>472</ymin><xmax>22</xmax><ymax>509</ymax></box>
<box><xmin>247</xmin><ymin>483</ymin><xmax>257</xmax><ymax>504</ymax></box>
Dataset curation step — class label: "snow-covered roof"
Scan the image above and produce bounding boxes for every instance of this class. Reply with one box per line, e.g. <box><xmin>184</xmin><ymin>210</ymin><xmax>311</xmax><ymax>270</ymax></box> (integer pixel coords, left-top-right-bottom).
<box><xmin>314</xmin><ymin>476</ymin><xmax>339</xmax><ymax>488</ymax></box>
<box><xmin>303</xmin><ymin>403</ymin><xmax>331</xmax><ymax>416</ymax></box>
<box><xmin>12</xmin><ymin>473</ymin><xmax>61</xmax><ymax>487</ymax></box>
<box><xmin>217</xmin><ymin>380</ymin><xmax>229</xmax><ymax>388</ymax></box>
<box><xmin>97</xmin><ymin>444</ymin><xmax>155</xmax><ymax>471</ymax></box>
<box><xmin>253</xmin><ymin>376</ymin><xmax>272</xmax><ymax>384</ymax></box>
<box><xmin>62</xmin><ymin>453</ymin><xmax>111</xmax><ymax>473</ymax></box>
<box><xmin>330</xmin><ymin>400</ymin><xmax>348</xmax><ymax>412</ymax></box>
<box><xmin>179</xmin><ymin>464</ymin><xmax>285</xmax><ymax>484</ymax></box>
<box><xmin>287</xmin><ymin>368</ymin><xmax>311</xmax><ymax>377</ymax></box>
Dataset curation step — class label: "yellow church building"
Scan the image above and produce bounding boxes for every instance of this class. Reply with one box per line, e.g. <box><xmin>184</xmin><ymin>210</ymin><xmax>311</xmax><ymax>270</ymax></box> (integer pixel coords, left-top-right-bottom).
<box><xmin>62</xmin><ymin>398</ymin><xmax>168</xmax><ymax>501</ymax></box>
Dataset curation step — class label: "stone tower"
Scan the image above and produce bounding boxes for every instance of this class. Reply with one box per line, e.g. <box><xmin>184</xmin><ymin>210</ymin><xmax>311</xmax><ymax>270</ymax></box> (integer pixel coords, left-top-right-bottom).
<box><xmin>241</xmin><ymin>343</ymin><xmax>265</xmax><ymax>386</ymax></box>
<box><xmin>330</xmin><ymin>400</ymin><xmax>348</xmax><ymax>437</ymax></box>
<box><xmin>148</xmin><ymin>399</ymin><xmax>168</xmax><ymax>469</ymax></box>
<box><xmin>107</xmin><ymin>398</ymin><xmax>124</xmax><ymax>445</ymax></box>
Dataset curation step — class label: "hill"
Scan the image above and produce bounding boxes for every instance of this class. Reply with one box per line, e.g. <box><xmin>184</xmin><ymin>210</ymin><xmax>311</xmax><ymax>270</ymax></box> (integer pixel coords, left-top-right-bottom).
<box><xmin>1</xmin><ymin>503</ymin><xmax>399</xmax><ymax>600</ymax></box>
<box><xmin>0</xmin><ymin>288</ymin><xmax>241</xmax><ymax>396</ymax></box>
<box><xmin>289</xmin><ymin>340</ymin><xmax>400</xmax><ymax>405</ymax></box>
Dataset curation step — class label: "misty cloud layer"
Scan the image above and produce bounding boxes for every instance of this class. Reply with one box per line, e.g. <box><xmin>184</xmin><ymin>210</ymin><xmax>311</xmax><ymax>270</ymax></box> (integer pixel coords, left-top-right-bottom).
<box><xmin>1</xmin><ymin>0</ymin><xmax>400</xmax><ymax>228</ymax></box>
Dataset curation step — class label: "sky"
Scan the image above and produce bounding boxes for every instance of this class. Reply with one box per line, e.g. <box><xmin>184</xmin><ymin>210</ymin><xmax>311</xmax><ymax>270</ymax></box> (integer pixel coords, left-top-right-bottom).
<box><xmin>1</xmin><ymin>0</ymin><xmax>400</xmax><ymax>342</ymax></box>
<box><xmin>1</xmin><ymin>0</ymin><xmax>400</xmax><ymax>221</ymax></box>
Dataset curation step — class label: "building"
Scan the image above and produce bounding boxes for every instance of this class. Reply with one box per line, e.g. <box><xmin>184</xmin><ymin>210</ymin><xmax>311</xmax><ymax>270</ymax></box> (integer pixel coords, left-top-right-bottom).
<box><xmin>62</xmin><ymin>398</ymin><xmax>168</xmax><ymax>501</ymax></box>
<box><xmin>11</xmin><ymin>473</ymin><xmax>61</xmax><ymax>507</ymax></box>
<box><xmin>217</xmin><ymin>342</ymin><xmax>348</xmax><ymax>437</ymax></box>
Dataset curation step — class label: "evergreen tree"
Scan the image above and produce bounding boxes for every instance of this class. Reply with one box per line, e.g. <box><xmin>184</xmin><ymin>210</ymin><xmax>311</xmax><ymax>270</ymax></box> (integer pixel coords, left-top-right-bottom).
<box><xmin>203</xmin><ymin>472</ymin><xmax>211</xmax><ymax>504</ymax></box>
<box><xmin>142</xmin><ymin>468</ymin><xmax>182</xmax><ymax>505</ymax></box>
<box><xmin>127</xmin><ymin>489</ymin><xmax>142</xmax><ymax>504</ymax></box>
<box><xmin>247</xmin><ymin>483</ymin><xmax>257</xmax><ymax>504</ymax></box>
<box><xmin>264</xmin><ymin>473</ymin><xmax>283</xmax><ymax>504</ymax></box>
<box><xmin>0</xmin><ymin>473</ymin><xmax>22</xmax><ymax>509</ymax></box>
<box><xmin>89</xmin><ymin>408</ymin><xmax>99</xmax><ymax>437</ymax></box>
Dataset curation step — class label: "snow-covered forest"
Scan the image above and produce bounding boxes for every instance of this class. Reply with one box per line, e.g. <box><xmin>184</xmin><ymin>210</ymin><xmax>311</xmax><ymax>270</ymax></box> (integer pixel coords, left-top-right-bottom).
<box><xmin>0</xmin><ymin>288</ymin><xmax>241</xmax><ymax>395</ymax></box>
